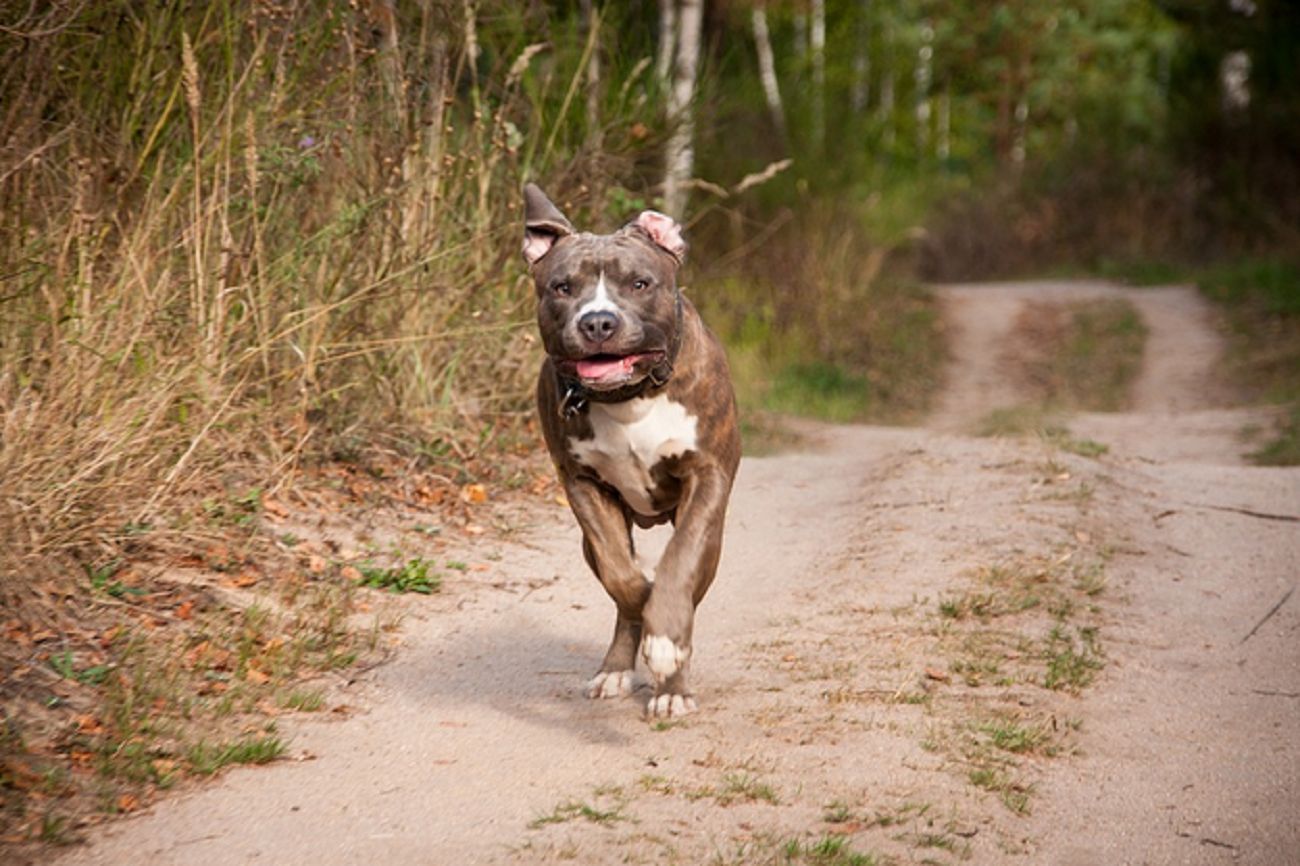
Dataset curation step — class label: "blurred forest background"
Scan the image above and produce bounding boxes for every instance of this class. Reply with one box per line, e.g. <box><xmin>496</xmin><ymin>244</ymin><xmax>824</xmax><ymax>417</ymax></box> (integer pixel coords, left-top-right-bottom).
<box><xmin>2</xmin><ymin>0</ymin><xmax>1298</xmax><ymax>603</ymax></box>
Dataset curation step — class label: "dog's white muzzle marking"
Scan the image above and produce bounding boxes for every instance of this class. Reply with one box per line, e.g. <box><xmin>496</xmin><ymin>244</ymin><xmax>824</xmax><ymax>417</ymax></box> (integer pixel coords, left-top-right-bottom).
<box><xmin>575</xmin><ymin>270</ymin><xmax>621</xmax><ymax>319</ymax></box>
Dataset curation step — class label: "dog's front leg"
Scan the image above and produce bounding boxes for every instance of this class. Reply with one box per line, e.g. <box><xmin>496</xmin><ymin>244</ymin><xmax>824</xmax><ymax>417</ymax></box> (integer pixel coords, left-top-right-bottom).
<box><xmin>565</xmin><ymin>477</ymin><xmax>652</xmax><ymax>698</ymax></box>
<box><xmin>640</xmin><ymin>463</ymin><xmax>732</xmax><ymax>717</ymax></box>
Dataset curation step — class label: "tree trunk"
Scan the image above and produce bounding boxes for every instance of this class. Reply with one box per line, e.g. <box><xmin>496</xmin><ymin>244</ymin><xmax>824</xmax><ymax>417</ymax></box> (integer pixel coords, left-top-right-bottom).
<box><xmin>655</xmin><ymin>0</ymin><xmax>677</xmax><ymax>87</ymax></box>
<box><xmin>751</xmin><ymin>2</ymin><xmax>787</xmax><ymax>142</ymax></box>
<box><xmin>662</xmin><ymin>0</ymin><xmax>702</xmax><ymax>218</ymax></box>
<box><xmin>811</xmin><ymin>0</ymin><xmax>826</xmax><ymax>150</ymax></box>
<box><xmin>937</xmin><ymin>85</ymin><xmax>950</xmax><ymax>161</ymax></box>
<box><xmin>851</xmin><ymin>0</ymin><xmax>871</xmax><ymax>114</ymax></box>
<box><xmin>582</xmin><ymin>0</ymin><xmax>602</xmax><ymax>152</ymax></box>
<box><xmin>915</xmin><ymin>20</ymin><xmax>933</xmax><ymax>157</ymax></box>
<box><xmin>879</xmin><ymin>26</ymin><xmax>895</xmax><ymax>150</ymax></box>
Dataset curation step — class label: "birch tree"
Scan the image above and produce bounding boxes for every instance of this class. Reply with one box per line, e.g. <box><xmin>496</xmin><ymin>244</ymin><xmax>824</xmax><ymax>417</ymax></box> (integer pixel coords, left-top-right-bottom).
<box><xmin>811</xmin><ymin>0</ymin><xmax>826</xmax><ymax>150</ymax></box>
<box><xmin>655</xmin><ymin>0</ymin><xmax>677</xmax><ymax>87</ymax></box>
<box><xmin>751</xmin><ymin>1</ymin><xmax>788</xmax><ymax>142</ymax></box>
<box><xmin>851</xmin><ymin>0</ymin><xmax>871</xmax><ymax>114</ymax></box>
<box><xmin>662</xmin><ymin>0</ymin><xmax>703</xmax><ymax>218</ymax></box>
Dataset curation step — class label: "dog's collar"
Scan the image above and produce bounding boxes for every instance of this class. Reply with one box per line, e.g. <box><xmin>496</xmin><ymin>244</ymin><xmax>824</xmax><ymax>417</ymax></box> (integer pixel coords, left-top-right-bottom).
<box><xmin>555</xmin><ymin>293</ymin><xmax>684</xmax><ymax>419</ymax></box>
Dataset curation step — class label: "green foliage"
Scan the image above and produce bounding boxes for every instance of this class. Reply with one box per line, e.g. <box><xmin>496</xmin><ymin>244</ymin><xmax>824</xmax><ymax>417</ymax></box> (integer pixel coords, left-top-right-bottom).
<box><xmin>765</xmin><ymin>363</ymin><xmax>873</xmax><ymax>423</ymax></box>
<box><xmin>1250</xmin><ymin>406</ymin><xmax>1300</xmax><ymax>467</ymax></box>
<box><xmin>1199</xmin><ymin>258</ymin><xmax>1300</xmax><ymax>318</ymax></box>
<box><xmin>358</xmin><ymin>558</ymin><xmax>441</xmax><ymax>594</ymax></box>
<box><xmin>1197</xmin><ymin>256</ymin><xmax>1300</xmax><ymax>463</ymax></box>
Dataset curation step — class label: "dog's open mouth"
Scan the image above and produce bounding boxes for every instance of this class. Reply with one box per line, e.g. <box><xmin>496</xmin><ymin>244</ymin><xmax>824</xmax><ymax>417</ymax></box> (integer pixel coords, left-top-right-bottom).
<box><xmin>566</xmin><ymin>352</ymin><xmax>663</xmax><ymax>388</ymax></box>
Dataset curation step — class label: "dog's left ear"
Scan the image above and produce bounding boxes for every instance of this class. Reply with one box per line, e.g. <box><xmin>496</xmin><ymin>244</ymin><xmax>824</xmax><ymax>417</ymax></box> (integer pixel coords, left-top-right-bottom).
<box><xmin>632</xmin><ymin>210</ymin><xmax>687</xmax><ymax>263</ymax></box>
<box><xmin>523</xmin><ymin>183</ymin><xmax>575</xmax><ymax>266</ymax></box>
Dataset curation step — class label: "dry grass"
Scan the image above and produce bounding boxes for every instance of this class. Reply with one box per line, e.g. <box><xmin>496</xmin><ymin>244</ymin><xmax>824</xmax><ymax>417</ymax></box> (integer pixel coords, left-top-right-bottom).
<box><xmin>0</xmin><ymin>1</ymin><xmax>638</xmax><ymax>846</ymax></box>
<box><xmin>1002</xmin><ymin>298</ymin><xmax>1147</xmax><ymax>412</ymax></box>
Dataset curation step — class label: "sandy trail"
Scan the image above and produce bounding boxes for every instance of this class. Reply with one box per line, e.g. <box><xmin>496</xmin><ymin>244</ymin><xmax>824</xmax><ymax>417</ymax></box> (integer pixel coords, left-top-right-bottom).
<box><xmin>54</xmin><ymin>282</ymin><xmax>1299</xmax><ymax>866</ymax></box>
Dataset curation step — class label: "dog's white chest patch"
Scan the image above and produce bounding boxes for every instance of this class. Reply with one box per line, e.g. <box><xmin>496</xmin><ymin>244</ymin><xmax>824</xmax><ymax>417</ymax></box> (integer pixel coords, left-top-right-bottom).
<box><xmin>569</xmin><ymin>395</ymin><xmax>698</xmax><ymax>516</ymax></box>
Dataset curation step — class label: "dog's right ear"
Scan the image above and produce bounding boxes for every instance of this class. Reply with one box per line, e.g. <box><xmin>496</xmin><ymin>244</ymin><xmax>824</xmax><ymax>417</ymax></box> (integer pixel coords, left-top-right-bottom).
<box><xmin>522</xmin><ymin>184</ymin><xmax>575</xmax><ymax>266</ymax></box>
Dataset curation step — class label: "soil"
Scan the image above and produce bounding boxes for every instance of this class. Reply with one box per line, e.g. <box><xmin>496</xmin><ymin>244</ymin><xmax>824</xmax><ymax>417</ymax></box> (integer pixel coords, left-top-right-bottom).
<box><xmin>52</xmin><ymin>281</ymin><xmax>1299</xmax><ymax>865</ymax></box>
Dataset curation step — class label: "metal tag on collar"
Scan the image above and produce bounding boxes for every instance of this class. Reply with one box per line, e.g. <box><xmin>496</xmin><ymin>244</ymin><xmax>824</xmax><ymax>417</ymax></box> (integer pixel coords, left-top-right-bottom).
<box><xmin>560</xmin><ymin>383</ymin><xmax>587</xmax><ymax>419</ymax></box>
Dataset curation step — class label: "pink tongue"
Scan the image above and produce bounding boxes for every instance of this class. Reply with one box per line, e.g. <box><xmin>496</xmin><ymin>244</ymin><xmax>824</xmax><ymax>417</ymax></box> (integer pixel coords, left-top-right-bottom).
<box><xmin>576</xmin><ymin>355</ymin><xmax>635</xmax><ymax>380</ymax></box>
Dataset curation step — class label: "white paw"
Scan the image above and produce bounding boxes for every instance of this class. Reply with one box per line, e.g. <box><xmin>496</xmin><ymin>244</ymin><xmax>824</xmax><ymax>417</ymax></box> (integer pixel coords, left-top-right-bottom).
<box><xmin>641</xmin><ymin>634</ymin><xmax>689</xmax><ymax>684</ymax></box>
<box><xmin>585</xmin><ymin>669</ymin><xmax>634</xmax><ymax>699</ymax></box>
<box><xmin>646</xmin><ymin>693</ymin><xmax>698</xmax><ymax>719</ymax></box>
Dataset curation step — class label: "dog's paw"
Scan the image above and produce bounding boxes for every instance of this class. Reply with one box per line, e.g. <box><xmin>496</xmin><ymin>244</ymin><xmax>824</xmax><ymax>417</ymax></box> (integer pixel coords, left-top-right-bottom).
<box><xmin>585</xmin><ymin>669</ymin><xmax>634</xmax><ymax>699</ymax></box>
<box><xmin>640</xmin><ymin>634</ymin><xmax>689</xmax><ymax>684</ymax></box>
<box><xmin>645</xmin><ymin>692</ymin><xmax>698</xmax><ymax>719</ymax></box>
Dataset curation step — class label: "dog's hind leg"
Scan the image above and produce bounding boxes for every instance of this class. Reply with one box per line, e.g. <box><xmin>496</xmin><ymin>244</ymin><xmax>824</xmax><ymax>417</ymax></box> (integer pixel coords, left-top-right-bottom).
<box><xmin>586</xmin><ymin>614</ymin><xmax>642</xmax><ymax>698</ymax></box>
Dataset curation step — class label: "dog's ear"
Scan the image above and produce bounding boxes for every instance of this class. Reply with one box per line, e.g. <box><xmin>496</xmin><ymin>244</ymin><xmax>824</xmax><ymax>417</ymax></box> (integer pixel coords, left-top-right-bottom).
<box><xmin>522</xmin><ymin>184</ymin><xmax>575</xmax><ymax>266</ymax></box>
<box><xmin>631</xmin><ymin>210</ymin><xmax>687</xmax><ymax>263</ymax></box>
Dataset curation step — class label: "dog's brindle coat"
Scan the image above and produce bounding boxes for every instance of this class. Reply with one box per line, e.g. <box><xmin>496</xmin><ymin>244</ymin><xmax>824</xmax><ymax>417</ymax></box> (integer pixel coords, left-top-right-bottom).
<box><xmin>523</xmin><ymin>185</ymin><xmax>740</xmax><ymax>718</ymax></box>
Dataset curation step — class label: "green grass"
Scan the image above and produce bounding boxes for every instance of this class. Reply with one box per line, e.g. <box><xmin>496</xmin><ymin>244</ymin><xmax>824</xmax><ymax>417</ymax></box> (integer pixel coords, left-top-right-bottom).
<box><xmin>978</xmin><ymin>717</ymin><xmax>1050</xmax><ymax>755</ymax></box>
<box><xmin>279</xmin><ymin>688</ymin><xmax>326</xmax><ymax>712</ymax></box>
<box><xmin>976</xmin><ymin>408</ymin><xmax>1110</xmax><ymax>458</ymax></box>
<box><xmin>186</xmin><ymin>734</ymin><xmax>286</xmax><ymax>776</ymax></box>
<box><xmin>1250</xmin><ymin>405</ymin><xmax>1300</xmax><ymax>465</ymax></box>
<box><xmin>716</xmin><ymin>772</ymin><xmax>781</xmax><ymax>806</ymax></box>
<box><xmin>528</xmin><ymin>799</ymin><xmax>628</xmax><ymax>829</ymax></box>
<box><xmin>786</xmin><ymin>835</ymin><xmax>881</xmax><ymax>866</ymax></box>
<box><xmin>1198</xmin><ymin>257</ymin><xmax>1300</xmax><ymax>465</ymax></box>
<box><xmin>967</xmin><ymin>767</ymin><xmax>1031</xmax><ymax>815</ymax></box>
<box><xmin>1095</xmin><ymin>257</ymin><xmax>1189</xmax><ymax>286</ymax></box>
<box><xmin>1043</xmin><ymin>625</ymin><xmax>1105</xmax><ymax>692</ymax></box>
<box><xmin>764</xmin><ymin>362</ymin><xmax>874</xmax><ymax>423</ymax></box>
<box><xmin>1013</xmin><ymin>298</ymin><xmax>1148</xmax><ymax>413</ymax></box>
<box><xmin>357</xmin><ymin>558</ymin><xmax>441</xmax><ymax>594</ymax></box>
<box><xmin>1199</xmin><ymin>257</ymin><xmax>1300</xmax><ymax>317</ymax></box>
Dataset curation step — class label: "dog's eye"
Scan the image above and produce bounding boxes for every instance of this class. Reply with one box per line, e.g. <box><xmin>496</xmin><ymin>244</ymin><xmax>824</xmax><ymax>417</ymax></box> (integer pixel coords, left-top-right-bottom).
<box><xmin>552</xmin><ymin>281</ymin><xmax>572</xmax><ymax>296</ymax></box>
<box><xmin>632</xmin><ymin>278</ymin><xmax>650</xmax><ymax>291</ymax></box>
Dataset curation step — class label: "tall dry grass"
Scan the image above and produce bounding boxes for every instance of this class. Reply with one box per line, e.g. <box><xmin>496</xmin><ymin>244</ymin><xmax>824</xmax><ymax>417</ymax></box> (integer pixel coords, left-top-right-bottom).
<box><xmin>0</xmin><ymin>1</ymin><xmax>654</xmax><ymax>591</ymax></box>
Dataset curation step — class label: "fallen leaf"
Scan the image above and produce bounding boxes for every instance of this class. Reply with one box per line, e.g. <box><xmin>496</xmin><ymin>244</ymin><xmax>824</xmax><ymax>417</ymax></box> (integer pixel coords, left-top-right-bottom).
<box><xmin>305</xmin><ymin>556</ymin><xmax>327</xmax><ymax>576</ymax></box>
<box><xmin>117</xmin><ymin>793</ymin><xmax>139</xmax><ymax>813</ymax></box>
<box><xmin>261</xmin><ymin>495</ymin><xmax>289</xmax><ymax>520</ymax></box>
<box><xmin>1075</xmin><ymin>529</ymin><xmax>1091</xmax><ymax>544</ymax></box>
<box><xmin>340</xmin><ymin>565</ymin><xmax>362</xmax><ymax>582</ymax></box>
<box><xmin>4</xmin><ymin>620</ymin><xmax>30</xmax><ymax>647</ymax></box>
<box><xmin>175</xmin><ymin>600</ymin><xmax>195</xmax><ymax>620</ymax></box>
<box><xmin>224</xmin><ymin>570</ymin><xmax>260</xmax><ymax>588</ymax></box>
<box><xmin>460</xmin><ymin>483</ymin><xmax>488</xmax><ymax>504</ymax></box>
<box><xmin>245</xmin><ymin>668</ymin><xmax>270</xmax><ymax>685</ymax></box>
<box><xmin>75</xmin><ymin>714</ymin><xmax>105</xmax><ymax>735</ymax></box>
<box><xmin>925</xmin><ymin>667</ymin><xmax>951</xmax><ymax>683</ymax></box>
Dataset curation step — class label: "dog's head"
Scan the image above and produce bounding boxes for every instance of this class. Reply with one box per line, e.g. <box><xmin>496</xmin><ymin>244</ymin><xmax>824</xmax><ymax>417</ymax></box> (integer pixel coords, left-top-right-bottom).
<box><xmin>522</xmin><ymin>184</ymin><xmax>687</xmax><ymax>394</ymax></box>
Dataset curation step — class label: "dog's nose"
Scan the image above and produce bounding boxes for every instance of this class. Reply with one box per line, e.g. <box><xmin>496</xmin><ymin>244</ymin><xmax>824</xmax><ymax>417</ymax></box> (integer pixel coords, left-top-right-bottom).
<box><xmin>578</xmin><ymin>310</ymin><xmax>620</xmax><ymax>344</ymax></box>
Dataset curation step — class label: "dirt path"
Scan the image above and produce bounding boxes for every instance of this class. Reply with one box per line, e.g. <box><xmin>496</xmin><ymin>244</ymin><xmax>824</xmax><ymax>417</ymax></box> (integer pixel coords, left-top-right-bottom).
<box><xmin>55</xmin><ymin>282</ymin><xmax>1299</xmax><ymax>866</ymax></box>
